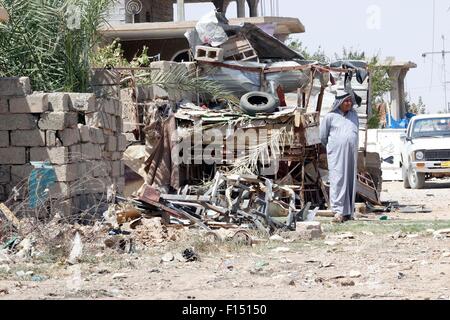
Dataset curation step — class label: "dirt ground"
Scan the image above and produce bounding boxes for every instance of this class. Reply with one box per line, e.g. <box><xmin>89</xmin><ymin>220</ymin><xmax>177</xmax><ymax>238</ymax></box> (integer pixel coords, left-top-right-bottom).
<box><xmin>1</xmin><ymin>179</ymin><xmax>450</xmax><ymax>300</ymax></box>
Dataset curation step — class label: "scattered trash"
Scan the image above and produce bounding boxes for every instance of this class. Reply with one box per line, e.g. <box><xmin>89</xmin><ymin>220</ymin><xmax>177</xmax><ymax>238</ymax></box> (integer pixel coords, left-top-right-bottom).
<box><xmin>272</xmin><ymin>247</ymin><xmax>290</xmax><ymax>253</ymax></box>
<box><xmin>335</xmin><ymin>233</ymin><xmax>355</xmax><ymax>240</ymax></box>
<box><xmin>182</xmin><ymin>248</ymin><xmax>199</xmax><ymax>262</ymax></box>
<box><xmin>67</xmin><ymin>232</ymin><xmax>83</xmax><ymax>265</ymax></box>
<box><xmin>31</xmin><ymin>275</ymin><xmax>46</xmax><ymax>282</ymax></box>
<box><xmin>0</xmin><ymin>288</ymin><xmax>9</xmax><ymax>296</ymax></box>
<box><xmin>269</xmin><ymin>234</ymin><xmax>284</xmax><ymax>242</ymax></box>
<box><xmin>391</xmin><ymin>231</ymin><xmax>407</xmax><ymax>240</ymax></box>
<box><xmin>397</xmin><ymin>272</ymin><xmax>406</xmax><ymax>279</ymax></box>
<box><xmin>340</xmin><ymin>279</ymin><xmax>355</xmax><ymax>286</ymax></box>
<box><xmin>112</xmin><ymin>273</ymin><xmax>127</xmax><ymax>280</ymax></box>
<box><xmin>349</xmin><ymin>270</ymin><xmax>362</xmax><ymax>278</ymax></box>
<box><xmin>161</xmin><ymin>252</ymin><xmax>174</xmax><ymax>263</ymax></box>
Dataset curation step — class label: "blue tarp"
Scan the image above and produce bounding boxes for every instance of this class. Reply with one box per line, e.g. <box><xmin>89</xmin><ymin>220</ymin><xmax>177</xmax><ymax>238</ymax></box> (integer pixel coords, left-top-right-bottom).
<box><xmin>386</xmin><ymin>112</ymin><xmax>415</xmax><ymax>129</ymax></box>
<box><xmin>28</xmin><ymin>162</ymin><xmax>56</xmax><ymax>209</ymax></box>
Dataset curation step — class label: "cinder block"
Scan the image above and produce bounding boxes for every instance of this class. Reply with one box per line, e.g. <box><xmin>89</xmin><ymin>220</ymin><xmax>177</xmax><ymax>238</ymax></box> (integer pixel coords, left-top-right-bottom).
<box><xmin>0</xmin><ymin>147</ymin><xmax>26</xmax><ymax>164</ymax></box>
<box><xmin>116</xmin><ymin>116</ymin><xmax>123</xmax><ymax>133</ymax></box>
<box><xmin>38</xmin><ymin>112</ymin><xmax>78</xmax><ymax>130</ymax></box>
<box><xmin>83</xmin><ymin>177</ymin><xmax>110</xmax><ymax>193</ymax></box>
<box><xmin>86</xmin><ymin>112</ymin><xmax>107</xmax><ymax>128</ymax></box>
<box><xmin>30</xmin><ymin>147</ymin><xmax>69</xmax><ymax>165</ymax></box>
<box><xmin>117</xmin><ymin>134</ymin><xmax>128</xmax><ymax>152</ymax></box>
<box><xmin>59</xmin><ymin>127</ymin><xmax>81</xmax><ymax>146</ymax></box>
<box><xmin>81</xmin><ymin>143</ymin><xmax>102</xmax><ymax>160</ymax></box>
<box><xmin>9</xmin><ymin>93</ymin><xmax>48</xmax><ymax>113</ymax></box>
<box><xmin>0</xmin><ymin>131</ymin><xmax>8</xmax><ymax>147</ymax></box>
<box><xmin>96</xmin><ymin>98</ymin><xmax>116</xmax><ymax>115</ymax></box>
<box><xmin>116</xmin><ymin>101</ymin><xmax>123</xmax><ymax>116</ymax></box>
<box><xmin>195</xmin><ymin>45</ymin><xmax>224</xmax><ymax>62</ymax></box>
<box><xmin>79</xmin><ymin>124</ymin><xmax>91</xmax><ymax>143</ymax></box>
<box><xmin>0</xmin><ymin>114</ymin><xmax>38</xmax><ymax>130</ymax></box>
<box><xmin>10</xmin><ymin>164</ymin><xmax>33</xmax><ymax>185</ymax></box>
<box><xmin>104</xmin><ymin>151</ymin><xmax>122</xmax><ymax>161</ymax></box>
<box><xmin>47</xmin><ymin>93</ymin><xmax>70</xmax><ymax>112</ymax></box>
<box><xmin>90</xmin><ymin>70</ymin><xmax>120</xmax><ymax>86</ymax></box>
<box><xmin>10</xmin><ymin>129</ymin><xmax>45</xmax><ymax>147</ymax></box>
<box><xmin>0</xmin><ymin>99</ymin><xmax>8</xmax><ymax>113</ymax></box>
<box><xmin>91</xmin><ymin>128</ymin><xmax>105</xmax><ymax>144</ymax></box>
<box><xmin>106</xmin><ymin>135</ymin><xmax>117</xmax><ymax>152</ymax></box>
<box><xmin>0</xmin><ymin>166</ymin><xmax>10</xmax><ymax>183</ymax></box>
<box><xmin>111</xmin><ymin>160</ymin><xmax>123</xmax><ymax>177</ymax></box>
<box><xmin>91</xmin><ymin>85</ymin><xmax>120</xmax><ymax>99</ymax></box>
<box><xmin>68</xmin><ymin>93</ymin><xmax>96</xmax><ymax>113</ymax></box>
<box><xmin>45</xmin><ymin>130</ymin><xmax>62</xmax><ymax>147</ymax></box>
<box><xmin>114</xmin><ymin>177</ymin><xmax>125</xmax><ymax>193</ymax></box>
<box><xmin>48</xmin><ymin>182</ymin><xmax>72</xmax><ymax>199</ymax></box>
<box><xmin>84</xmin><ymin>161</ymin><xmax>110</xmax><ymax>177</ymax></box>
<box><xmin>0</xmin><ymin>77</ymin><xmax>31</xmax><ymax>97</ymax></box>
<box><xmin>53</xmin><ymin>164</ymin><xmax>81</xmax><ymax>182</ymax></box>
<box><xmin>69</xmin><ymin>144</ymin><xmax>82</xmax><ymax>162</ymax></box>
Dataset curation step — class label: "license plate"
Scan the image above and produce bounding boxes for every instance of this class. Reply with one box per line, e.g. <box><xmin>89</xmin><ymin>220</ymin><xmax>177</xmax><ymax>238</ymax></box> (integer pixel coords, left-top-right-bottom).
<box><xmin>442</xmin><ymin>161</ymin><xmax>450</xmax><ymax>168</ymax></box>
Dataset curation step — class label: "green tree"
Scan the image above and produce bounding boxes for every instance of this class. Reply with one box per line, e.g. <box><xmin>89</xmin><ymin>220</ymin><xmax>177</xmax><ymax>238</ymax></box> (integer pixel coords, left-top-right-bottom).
<box><xmin>335</xmin><ymin>47</ymin><xmax>366</xmax><ymax>61</ymax></box>
<box><xmin>406</xmin><ymin>96</ymin><xmax>427</xmax><ymax>115</ymax></box>
<box><xmin>286</xmin><ymin>37</ymin><xmax>329</xmax><ymax>63</ymax></box>
<box><xmin>0</xmin><ymin>0</ymin><xmax>117</xmax><ymax>92</ymax></box>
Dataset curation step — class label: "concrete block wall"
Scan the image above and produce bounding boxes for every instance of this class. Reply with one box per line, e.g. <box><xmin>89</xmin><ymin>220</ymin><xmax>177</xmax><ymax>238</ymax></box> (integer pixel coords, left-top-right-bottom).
<box><xmin>0</xmin><ymin>75</ymin><xmax>126</xmax><ymax>217</ymax></box>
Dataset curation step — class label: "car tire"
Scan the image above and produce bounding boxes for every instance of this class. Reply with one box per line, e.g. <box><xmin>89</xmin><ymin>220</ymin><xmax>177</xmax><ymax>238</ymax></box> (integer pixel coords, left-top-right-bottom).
<box><xmin>402</xmin><ymin>164</ymin><xmax>411</xmax><ymax>189</ymax></box>
<box><xmin>408</xmin><ymin>165</ymin><xmax>425</xmax><ymax>189</ymax></box>
<box><xmin>239</xmin><ymin>91</ymin><xmax>278</xmax><ymax>116</ymax></box>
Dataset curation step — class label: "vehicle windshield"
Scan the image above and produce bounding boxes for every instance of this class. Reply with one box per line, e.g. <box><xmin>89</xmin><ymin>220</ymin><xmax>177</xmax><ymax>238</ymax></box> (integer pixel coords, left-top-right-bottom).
<box><xmin>411</xmin><ymin>117</ymin><xmax>450</xmax><ymax>138</ymax></box>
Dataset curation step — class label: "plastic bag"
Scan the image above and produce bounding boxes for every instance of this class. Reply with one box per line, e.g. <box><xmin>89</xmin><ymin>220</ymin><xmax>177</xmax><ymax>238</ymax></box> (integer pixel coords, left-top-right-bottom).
<box><xmin>195</xmin><ymin>11</ymin><xmax>228</xmax><ymax>47</ymax></box>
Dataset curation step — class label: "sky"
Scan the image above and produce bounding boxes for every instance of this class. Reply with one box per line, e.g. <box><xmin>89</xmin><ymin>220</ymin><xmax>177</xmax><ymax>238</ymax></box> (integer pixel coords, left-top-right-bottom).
<box><xmin>179</xmin><ymin>0</ymin><xmax>450</xmax><ymax>114</ymax></box>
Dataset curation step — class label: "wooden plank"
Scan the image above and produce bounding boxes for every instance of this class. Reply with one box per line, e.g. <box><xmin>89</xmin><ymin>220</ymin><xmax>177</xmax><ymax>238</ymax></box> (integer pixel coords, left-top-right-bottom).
<box><xmin>0</xmin><ymin>203</ymin><xmax>21</xmax><ymax>229</ymax></box>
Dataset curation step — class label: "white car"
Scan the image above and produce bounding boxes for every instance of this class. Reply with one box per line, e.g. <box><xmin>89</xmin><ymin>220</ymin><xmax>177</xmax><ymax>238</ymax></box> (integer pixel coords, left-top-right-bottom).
<box><xmin>400</xmin><ymin>114</ymin><xmax>450</xmax><ymax>189</ymax></box>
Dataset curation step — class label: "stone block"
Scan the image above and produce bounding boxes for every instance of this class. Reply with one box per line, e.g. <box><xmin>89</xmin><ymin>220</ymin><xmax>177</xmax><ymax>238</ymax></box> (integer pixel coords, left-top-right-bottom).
<box><xmin>38</xmin><ymin>112</ymin><xmax>78</xmax><ymax>130</ymax></box>
<box><xmin>45</xmin><ymin>130</ymin><xmax>62</xmax><ymax>147</ymax></box>
<box><xmin>81</xmin><ymin>143</ymin><xmax>102</xmax><ymax>160</ymax></box>
<box><xmin>68</xmin><ymin>93</ymin><xmax>96</xmax><ymax>113</ymax></box>
<box><xmin>96</xmin><ymin>98</ymin><xmax>116</xmax><ymax>115</ymax></box>
<box><xmin>117</xmin><ymin>134</ymin><xmax>128</xmax><ymax>152</ymax></box>
<box><xmin>30</xmin><ymin>147</ymin><xmax>69</xmax><ymax>165</ymax></box>
<box><xmin>86</xmin><ymin>112</ymin><xmax>107</xmax><ymax>128</ymax></box>
<box><xmin>59</xmin><ymin>127</ymin><xmax>81</xmax><ymax>146</ymax></box>
<box><xmin>0</xmin><ymin>114</ymin><xmax>38</xmax><ymax>130</ymax></box>
<box><xmin>0</xmin><ymin>77</ymin><xmax>31</xmax><ymax>97</ymax></box>
<box><xmin>295</xmin><ymin>221</ymin><xmax>324</xmax><ymax>240</ymax></box>
<box><xmin>53</xmin><ymin>164</ymin><xmax>81</xmax><ymax>182</ymax></box>
<box><xmin>69</xmin><ymin>144</ymin><xmax>82</xmax><ymax>162</ymax></box>
<box><xmin>91</xmin><ymin>85</ymin><xmax>120</xmax><ymax>99</ymax></box>
<box><xmin>48</xmin><ymin>182</ymin><xmax>72</xmax><ymax>199</ymax></box>
<box><xmin>104</xmin><ymin>151</ymin><xmax>122</xmax><ymax>161</ymax></box>
<box><xmin>78</xmin><ymin>124</ymin><xmax>91</xmax><ymax>143</ymax></box>
<box><xmin>91</xmin><ymin>128</ymin><xmax>105</xmax><ymax>144</ymax></box>
<box><xmin>10</xmin><ymin>129</ymin><xmax>45</xmax><ymax>147</ymax></box>
<box><xmin>90</xmin><ymin>69</ymin><xmax>120</xmax><ymax>86</ymax></box>
<box><xmin>9</xmin><ymin>93</ymin><xmax>48</xmax><ymax>113</ymax></box>
<box><xmin>0</xmin><ymin>99</ymin><xmax>8</xmax><ymax>113</ymax></box>
<box><xmin>106</xmin><ymin>135</ymin><xmax>117</xmax><ymax>152</ymax></box>
<box><xmin>111</xmin><ymin>160</ymin><xmax>123</xmax><ymax>177</ymax></box>
<box><xmin>10</xmin><ymin>164</ymin><xmax>33</xmax><ymax>184</ymax></box>
<box><xmin>47</xmin><ymin>93</ymin><xmax>70</xmax><ymax>112</ymax></box>
<box><xmin>0</xmin><ymin>166</ymin><xmax>10</xmax><ymax>183</ymax></box>
<box><xmin>0</xmin><ymin>131</ymin><xmax>8</xmax><ymax>147</ymax></box>
<box><xmin>84</xmin><ymin>161</ymin><xmax>110</xmax><ymax>177</ymax></box>
<box><xmin>0</xmin><ymin>147</ymin><xmax>26</xmax><ymax>164</ymax></box>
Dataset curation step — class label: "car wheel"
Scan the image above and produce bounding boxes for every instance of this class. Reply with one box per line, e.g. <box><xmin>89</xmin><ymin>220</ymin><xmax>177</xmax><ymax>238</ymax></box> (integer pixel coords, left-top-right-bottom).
<box><xmin>402</xmin><ymin>164</ymin><xmax>411</xmax><ymax>189</ymax></box>
<box><xmin>408</xmin><ymin>165</ymin><xmax>425</xmax><ymax>189</ymax></box>
<box><xmin>239</xmin><ymin>91</ymin><xmax>278</xmax><ymax>116</ymax></box>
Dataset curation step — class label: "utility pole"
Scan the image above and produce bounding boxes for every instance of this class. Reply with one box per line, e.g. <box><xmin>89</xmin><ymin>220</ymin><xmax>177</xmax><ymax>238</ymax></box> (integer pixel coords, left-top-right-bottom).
<box><xmin>422</xmin><ymin>35</ymin><xmax>450</xmax><ymax>113</ymax></box>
